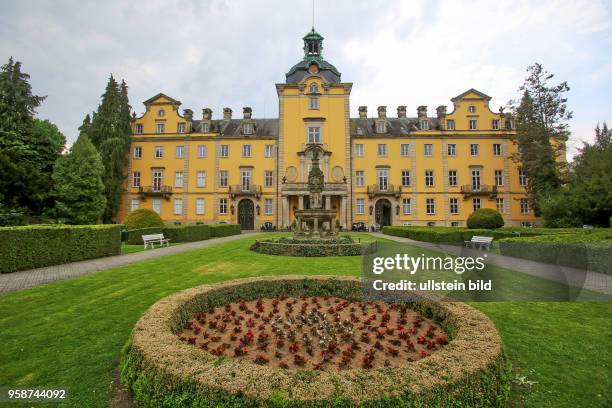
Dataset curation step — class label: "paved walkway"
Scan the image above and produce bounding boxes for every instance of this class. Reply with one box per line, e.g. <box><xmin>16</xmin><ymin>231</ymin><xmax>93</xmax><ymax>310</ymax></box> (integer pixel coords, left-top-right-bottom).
<box><xmin>0</xmin><ymin>232</ymin><xmax>262</xmax><ymax>295</ymax></box>
<box><xmin>371</xmin><ymin>233</ymin><xmax>611</xmax><ymax>296</ymax></box>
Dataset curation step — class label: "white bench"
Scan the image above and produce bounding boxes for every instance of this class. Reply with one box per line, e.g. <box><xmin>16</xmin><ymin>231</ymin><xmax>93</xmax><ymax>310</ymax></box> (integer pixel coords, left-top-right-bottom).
<box><xmin>464</xmin><ymin>235</ymin><xmax>493</xmax><ymax>251</ymax></box>
<box><xmin>142</xmin><ymin>233</ymin><xmax>170</xmax><ymax>249</ymax></box>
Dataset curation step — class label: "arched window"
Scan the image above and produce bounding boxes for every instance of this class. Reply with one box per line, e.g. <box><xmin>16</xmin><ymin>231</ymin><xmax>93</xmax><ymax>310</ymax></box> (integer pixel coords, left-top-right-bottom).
<box><xmin>309</xmin><ymin>83</ymin><xmax>319</xmax><ymax>93</ymax></box>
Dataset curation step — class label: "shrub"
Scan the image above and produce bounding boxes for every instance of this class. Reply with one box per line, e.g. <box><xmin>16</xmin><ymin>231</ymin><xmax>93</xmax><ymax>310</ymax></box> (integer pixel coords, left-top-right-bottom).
<box><xmin>121</xmin><ymin>276</ymin><xmax>508</xmax><ymax>407</ymax></box>
<box><xmin>209</xmin><ymin>224</ymin><xmax>241</xmax><ymax>237</ymax></box>
<box><xmin>123</xmin><ymin>208</ymin><xmax>164</xmax><ymax>230</ymax></box>
<box><xmin>126</xmin><ymin>224</ymin><xmax>239</xmax><ymax>245</ymax></box>
<box><xmin>0</xmin><ymin>224</ymin><xmax>121</xmax><ymax>273</ymax></box>
<box><xmin>467</xmin><ymin>209</ymin><xmax>504</xmax><ymax>229</ymax></box>
<box><xmin>162</xmin><ymin>224</ymin><xmax>211</xmax><ymax>243</ymax></box>
<box><xmin>251</xmin><ymin>236</ymin><xmax>374</xmax><ymax>256</ymax></box>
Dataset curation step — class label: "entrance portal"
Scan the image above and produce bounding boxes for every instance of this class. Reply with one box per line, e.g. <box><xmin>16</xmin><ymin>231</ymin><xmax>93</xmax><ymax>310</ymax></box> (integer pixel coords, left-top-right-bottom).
<box><xmin>238</xmin><ymin>199</ymin><xmax>255</xmax><ymax>230</ymax></box>
<box><xmin>375</xmin><ymin>199</ymin><xmax>392</xmax><ymax>227</ymax></box>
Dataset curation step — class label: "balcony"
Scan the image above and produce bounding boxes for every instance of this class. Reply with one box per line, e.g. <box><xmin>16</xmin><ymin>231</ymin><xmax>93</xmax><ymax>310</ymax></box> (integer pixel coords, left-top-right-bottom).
<box><xmin>461</xmin><ymin>184</ymin><xmax>498</xmax><ymax>199</ymax></box>
<box><xmin>138</xmin><ymin>185</ymin><xmax>173</xmax><ymax>199</ymax></box>
<box><xmin>229</xmin><ymin>184</ymin><xmax>262</xmax><ymax>199</ymax></box>
<box><xmin>367</xmin><ymin>184</ymin><xmax>401</xmax><ymax>199</ymax></box>
<box><xmin>281</xmin><ymin>181</ymin><xmax>348</xmax><ymax>193</ymax></box>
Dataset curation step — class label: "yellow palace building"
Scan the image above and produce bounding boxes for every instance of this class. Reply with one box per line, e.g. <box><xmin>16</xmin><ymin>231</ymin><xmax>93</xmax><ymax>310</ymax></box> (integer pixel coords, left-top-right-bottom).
<box><xmin>119</xmin><ymin>28</ymin><xmax>538</xmax><ymax>230</ymax></box>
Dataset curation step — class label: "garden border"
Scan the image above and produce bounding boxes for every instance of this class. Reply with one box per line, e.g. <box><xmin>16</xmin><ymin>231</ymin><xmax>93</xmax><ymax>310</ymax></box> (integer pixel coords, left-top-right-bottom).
<box><xmin>121</xmin><ymin>276</ymin><xmax>508</xmax><ymax>407</ymax></box>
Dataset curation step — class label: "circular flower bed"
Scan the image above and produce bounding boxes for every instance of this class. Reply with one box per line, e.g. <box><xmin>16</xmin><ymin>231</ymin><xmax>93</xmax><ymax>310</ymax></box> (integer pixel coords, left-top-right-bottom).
<box><xmin>121</xmin><ymin>276</ymin><xmax>508</xmax><ymax>407</ymax></box>
<box><xmin>250</xmin><ymin>235</ymin><xmax>375</xmax><ymax>257</ymax></box>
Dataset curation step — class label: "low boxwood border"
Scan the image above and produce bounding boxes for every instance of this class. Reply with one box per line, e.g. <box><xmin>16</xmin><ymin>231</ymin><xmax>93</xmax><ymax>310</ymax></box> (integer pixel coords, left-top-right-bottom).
<box><xmin>126</xmin><ymin>224</ymin><xmax>241</xmax><ymax>245</ymax></box>
<box><xmin>250</xmin><ymin>238</ymin><xmax>375</xmax><ymax>257</ymax></box>
<box><xmin>121</xmin><ymin>276</ymin><xmax>508</xmax><ymax>407</ymax></box>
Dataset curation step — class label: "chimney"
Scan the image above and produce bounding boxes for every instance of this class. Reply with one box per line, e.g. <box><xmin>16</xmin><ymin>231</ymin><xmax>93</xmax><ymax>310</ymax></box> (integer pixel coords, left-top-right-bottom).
<box><xmin>417</xmin><ymin>105</ymin><xmax>427</xmax><ymax>118</ymax></box>
<box><xmin>436</xmin><ymin>105</ymin><xmax>447</xmax><ymax>119</ymax></box>
<box><xmin>243</xmin><ymin>107</ymin><xmax>252</xmax><ymax>119</ymax></box>
<box><xmin>183</xmin><ymin>109</ymin><xmax>193</xmax><ymax>120</ymax></box>
<box><xmin>223</xmin><ymin>107</ymin><xmax>232</xmax><ymax>120</ymax></box>
<box><xmin>202</xmin><ymin>108</ymin><xmax>212</xmax><ymax>120</ymax></box>
<box><xmin>358</xmin><ymin>106</ymin><xmax>367</xmax><ymax>118</ymax></box>
<box><xmin>397</xmin><ymin>106</ymin><xmax>407</xmax><ymax>118</ymax></box>
<box><xmin>377</xmin><ymin>106</ymin><xmax>387</xmax><ymax>118</ymax></box>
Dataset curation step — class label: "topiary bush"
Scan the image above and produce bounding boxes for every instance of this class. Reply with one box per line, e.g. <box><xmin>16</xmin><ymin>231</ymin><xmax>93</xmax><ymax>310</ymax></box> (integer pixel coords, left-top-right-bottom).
<box><xmin>467</xmin><ymin>209</ymin><xmax>504</xmax><ymax>229</ymax></box>
<box><xmin>123</xmin><ymin>208</ymin><xmax>164</xmax><ymax>230</ymax></box>
<box><xmin>209</xmin><ymin>224</ymin><xmax>241</xmax><ymax>237</ymax></box>
<box><xmin>0</xmin><ymin>224</ymin><xmax>121</xmax><ymax>273</ymax></box>
<box><xmin>121</xmin><ymin>276</ymin><xmax>509</xmax><ymax>407</ymax></box>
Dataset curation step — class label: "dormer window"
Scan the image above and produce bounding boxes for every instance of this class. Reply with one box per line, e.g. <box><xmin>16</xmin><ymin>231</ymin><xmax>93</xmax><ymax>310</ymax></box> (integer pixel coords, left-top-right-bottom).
<box><xmin>309</xmin><ymin>83</ymin><xmax>319</xmax><ymax>93</ymax></box>
<box><xmin>177</xmin><ymin>122</ymin><xmax>185</xmax><ymax>133</ymax></box>
<box><xmin>309</xmin><ymin>97</ymin><xmax>319</xmax><ymax>109</ymax></box>
<box><xmin>505</xmin><ymin>120</ymin><xmax>512</xmax><ymax>130</ymax></box>
<box><xmin>202</xmin><ymin>122</ymin><xmax>210</xmax><ymax>133</ymax></box>
<box><xmin>468</xmin><ymin>105</ymin><xmax>476</xmax><ymax>113</ymax></box>
<box><xmin>375</xmin><ymin>121</ymin><xmax>386</xmax><ymax>134</ymax></box>
<box><xmin>135</xmin><ymin>124</ymin><xmax>143</xmax><ymax>134</ymax></box>
<box><xmin>157</xmin><ymin>109</ymin><xmax>165</xmax><ymax>117</ymax></box>
<box><xmin>242</xmin><ymin>123</ymin><xmax>254</xmax><ymax>135</ymax></box>
<box><xmin>420</xmin><ymin>120</ymin><xmax>430</xmax><ymax>130</ymax></box>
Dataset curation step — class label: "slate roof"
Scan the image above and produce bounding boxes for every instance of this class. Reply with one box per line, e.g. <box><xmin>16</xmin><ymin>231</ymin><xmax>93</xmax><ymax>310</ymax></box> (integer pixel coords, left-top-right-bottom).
<box><xmin>191</xmin><ymin>119</ymin><xmax>279</xmax><ymax>138</ymax></box>
<box><xmin>350</xmin><ymin>117</ymin><xmax>442</xmax><ymax>137</ymax></box>
<box><xmin>285</xmin><ymin>59</ymin><xmax>342</xmax><ymax>84</ymax></box>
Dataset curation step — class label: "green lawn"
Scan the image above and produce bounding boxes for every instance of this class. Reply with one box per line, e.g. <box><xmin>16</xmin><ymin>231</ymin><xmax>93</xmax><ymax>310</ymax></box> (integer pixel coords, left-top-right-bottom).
<box><xmin>0</xmin><ymin>233</ymin><xmax>610</xmax><ymax>407</ymax></box>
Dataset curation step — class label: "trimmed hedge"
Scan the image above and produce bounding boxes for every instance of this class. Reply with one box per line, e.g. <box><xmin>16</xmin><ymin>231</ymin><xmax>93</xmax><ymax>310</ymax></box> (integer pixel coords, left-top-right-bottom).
<box><xmin>0</xmin><ymin>224</ymin><xmax>121</xmax><ymax>273</ymax></box>
<box><xmin>499</xmin><ymin>231</ymin><xmax>612</xmax><ymax>274</ymax></box>
<box><xmin>121</xmin><ymin>276</ymin><xmax>509</xmax><ymax>407</ymax></box>
<box><xmin>251</xmin><ymin>236</ymin><xmax>374</xmax><ymax>257</ymax></box>
<box><xmin>123</xmin><ymin>208</ymin><xmax>164</xmax><ymax>230</ymax></box>
<box><xmin>467</xmin><ymin>208</ymin><xmax>504</xmax><ymax>229</ymax></box>
<box><xmin>126</xmin><ymin>224</ymin><xmax>240</xmax><ymax>245</ymax></box>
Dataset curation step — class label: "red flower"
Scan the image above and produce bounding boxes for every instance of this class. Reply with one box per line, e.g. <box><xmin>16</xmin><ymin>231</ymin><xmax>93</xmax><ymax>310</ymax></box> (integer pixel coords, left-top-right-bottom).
<box><xmin>420</xmin><ymin>350</ymin><xmax>429</xmax><ymax>357</ymax></box>
<box><xmin>289</xmin><ymin>343</ymin><xmax>300</xmax><ymax>353</ymax></box>
<box><xmin>435</xmin><ymin>335</ymin><xmax>448</xmax><ymax>345</ymax></box>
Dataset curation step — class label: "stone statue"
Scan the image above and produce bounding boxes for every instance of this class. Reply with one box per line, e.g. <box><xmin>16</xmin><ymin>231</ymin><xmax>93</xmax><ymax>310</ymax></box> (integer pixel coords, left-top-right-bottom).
<box><xmin>308</xmin><ymin>149</ymin><xmax>324</xmax><ymax>209</ymax></box>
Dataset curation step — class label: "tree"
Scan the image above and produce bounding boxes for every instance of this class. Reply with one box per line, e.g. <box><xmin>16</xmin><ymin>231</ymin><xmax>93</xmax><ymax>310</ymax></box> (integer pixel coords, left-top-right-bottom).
<box><xmin>88</xmin><ymin>75</ymin><xmax>132</xmax><ymax>223</ymax></box>
<box><xmin>540</xmin><ymin>123</ymin><xmax>612</xmax><ymax>227</ymax></box>
<box><xmin>48</xmin><ymin>135</ymin><xmax>106</xmax><ymax>224</ymax></box>
<box><xmin>0</xmin><ymin>57</ymin><xmax>64</xmax><ymax>216</ymax></box>
<box><xmin>511</xmin><ymin>63</ymin><xmax>572</xmax><ymax>214</ymax></box>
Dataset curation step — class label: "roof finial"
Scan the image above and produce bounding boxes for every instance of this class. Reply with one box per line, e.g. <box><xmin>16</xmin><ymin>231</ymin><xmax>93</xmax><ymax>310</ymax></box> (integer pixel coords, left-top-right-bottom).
<box><xmin>312</xmin><ymin>0</ymin><xmax>315</xmax><ymax>30</ymax></box>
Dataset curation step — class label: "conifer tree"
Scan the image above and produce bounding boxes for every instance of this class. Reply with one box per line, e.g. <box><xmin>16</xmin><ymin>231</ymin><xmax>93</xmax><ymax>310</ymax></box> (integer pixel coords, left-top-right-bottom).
<box><xmin>49</xmin><ymin>135</ymin><xmax>106</xmax><ymax>224</ymax></box>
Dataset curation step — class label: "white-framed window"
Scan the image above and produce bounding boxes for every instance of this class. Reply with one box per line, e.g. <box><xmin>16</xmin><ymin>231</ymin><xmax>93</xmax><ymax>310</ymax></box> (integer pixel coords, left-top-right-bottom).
<box><xmin>242</xmin><ymin>123</ymin><xmax>254</xmax><ymax>135</ymax></box>
<box><xmin>493</xmin><ymin>143</ymin><xmax>502</xmax><ymax>156</ymax></box>
<box><xmin>469</xmin><ymin>119</ymin><xmax>477</xmax><ymax>130</ymax></box>
<box><xmin>376</xmin><ymin>121</ymin><xmax>386</xmax><ymax>134</ymax></box>
<box><xmin>420</xmin><ymin>120</ymin><xmax>430</xmax><ymax>130</ymax></box>
<box><xmin>196</xmin><ymin>198</ymin><xmax>205</xmax><ymax>215</ymax></box>
<box><xmin>496</xmin><ymin>198</ymin><xmax>505</xmax><ymax>213</ymax></box>
<box><xmin>505</xmin><ymin>120</ymin><xmax>512</xmax><ymax>130</ymax></box>
<box><xmin>426</xmin><ymin>198</ymin><xmax>435</xmax><ymax>215</ymax></box>
<box><xmin>520</xmin><ymin>198</ymin><xmax>530</xmax><ymax>214</ymax></box>
<box><xmin>265</xmin><ymin>170</ymin><xmax>273</xmax><ymax>187</ymax></box>
<box><xmin>155</xmin><ymin>146</ymin><xmax>163</xmax><ymax>158</ymax></box>
<box><xmin>450</xmin><ymin>198</ymin><xmax>459</xmax><ymax>214</ymax></box>
<box><xmin>264</xmin><ymin>198</ymin><xmax>273</xmax><ymax>215</ymax></box>
<box><xmin>355</xmin><ymin>144</ymin><xmax>364</xmax><ymax>157</ymax></box>
<box><xmin>174</xmin><ymin>171</ymin><xmax>184</xmax><ymax>188</ymax></box>
<box><xmin>470</xmin><ymin>143</ymin><xmax>479</xmax><ymax>156</ymax></box>
<box><xmin>135</xmin><ymin>124</ymin><xmax>143</xmax><ymax>134</ymax></box>
<box><xmin>402</xmin><ymin>198</ymin><xmax>411</xmax><ymax>215</ymax></box>
<box><xmin>240</xmin><ymin>169</ymin><xmax>252</xmax><ymax>190</ymax></box>
<box><xmin>152</xmin><ymin>169</ymin><xmax>163</xmax><ymax>191</ymax></box>
<box><xmin>448</xmin><ymin>170</ymin><xmax>457</xmax><ymax>187</ymax></box>
<box><xmin>425</xmin><ymin>170</ymin><xmax>434</xmax><ymax>187</ymax></box>
<box><xmin>446</xmin><ymin>120</ymin><xmax>455</xmax><ymax>130</ymax></box>
<box><xmin>133</xmin><ymin>146</ymin><xmax>142</xmax><ymax>159</ymax></box>
<box><xmin>309</xmin><ymin>83</ymin><xmax>319</xmax><ymax>93</ymax></box>
<box><xmin>356</xmin><ymin>198</ymin><xmax>365</xmax><ymax>214</ymax></box>
<box><xmin>197</xmin><ymin>144</ymin><xmax>207</xmax><ymax>158</ymax></box>
<box><xmin>242</xmin><ymin>144</ymin><xmax>252</xmax><ymax>157</ymax></box>
<box><xmin>201</xmin><ymin>122</ymin><xmax>210</xmax><ymax>133</ymax></box>
<box><xmin>219</xmin><ymin>198</ymin><xmax>228</xmax><ymax>214</ymax></box>
<box><xmin>492</xmin><ymin>119</ymin><xmax>499</xmax><ymax>130</ymax></box>
<box><xmin>308</xmin><ymin>126</ymin><xmax>321</xmax><ymax>143</ymax></box>
<box><xmin>519</xmin><ymin>169</ymin><xmax>527</xmax><ymax>186</ymax></box>
<box><xmin>400</xmin><ymin>143</ymin><xmax>410</xmax><ymax>156</ymax></box>
<box><xmin>264</xmin><ymin>144</ymin><xmax>274</xmax><ymax>157</ymax></box>
<box><xmin>468</xmin><ymin>105</ymin><xmax>476</xmax><ymax>113</ymax></box>
<box><xmin>495</xmin><ymin>170</ymin><xmax>503</xmax><ymax>186</ymax></box>
<box><xmin>447</xmin><ymin>143</ymin><xmax>456</xmax><ymax>156</ymax></box>
<box><xmin>174</xmin><ymin>198</ymin><xmax>183</xmax><ymax>215</ymax></box>
<box><xmin>472</xmin><ymin>198</ymin><xmax>482</xmax><ymax>212</ymax></box>
<box><xmin>377</xmin><ymin>144</ymin><xmax>387</xmax><ymax>156</ymax></box>
<box><xmin>176</xmin><ymin>145</ymin><xmax>185</xmax><ymax>158</ymax></box>
<box><xmin>219</xmin><ymin>170</ymin><xmax>228</xmax><ymax>187</ymax></box>
<box><xmin>196</xmin><ymin>171</ymin><xmax>206</xmax><ymax>188</ymax></box>
<box><xmin>156</xmin><ymin>122</ymin><xmax>165</xmax><ymax>134</ymax></box>
<box><xmin>471</xmin><ymin>168</ymin><xmax>481</xmax><ymax>190</ymax></box>
<box><xmin>220</xmin><ymin>144</ymin><xmax>229</xmax><ymax>157</ymax></box>
<box><xmin>377</xmin><ymin>168</ymin><xmax>389</xmax><ymax>190</ymax></box>
<box><xmin>132</xmin><ymin>171</ymin><xmax>141</xmax><ymax>188</ymax></box>
<box><xmin>424</xmin><ymin>144</ymin><xmax>433</xmax><ymax>156</ymax></box>
<box><xmin>521</xmin><ymin>221</ymin><xmax>533</xmax><ymax>227</ymax></box>
<box><xmin>451</xmin><ymin>221</ymin><xmax>460</xmax><ymax>227</ymax></box>
<box><xmin>401</xmin><ymin>170</ymin><xmax>410</xmax><ymax>187</ymax></box>
<box><xmin>309</xmin><ymin>97</ymin><xmax>319</xmax><ymax>109</ymax></box>
<box><xmin>130</xmin><ymin>199</ymin><xmax>140</xmax><ymax>212</ymax></box>
<box><xmin>177</xmin><ymin>122</ymin><xmax>186</xmax><ymax>133</ymax></box>
<box><xmin>152</xmin><ymin>198</ymin><xmax>161</xmax><ymax>214</ymax></box>
<box><xmin>355</xmin><ymin>170</ymin><xmax>364</xmax><ymax>187</ymax></box>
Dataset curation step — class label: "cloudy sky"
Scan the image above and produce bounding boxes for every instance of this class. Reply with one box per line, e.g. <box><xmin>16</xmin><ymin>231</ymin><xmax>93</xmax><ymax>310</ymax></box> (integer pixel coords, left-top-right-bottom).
<box><xmin>1</xmin><ymin>0</ymin><xmax>610</xmax><ymax>158</ymax></box>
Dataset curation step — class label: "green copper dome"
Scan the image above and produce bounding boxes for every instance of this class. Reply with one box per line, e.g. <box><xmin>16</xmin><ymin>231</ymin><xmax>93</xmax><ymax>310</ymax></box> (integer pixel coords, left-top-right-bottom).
<box><xmin>286</xmin><ymin>28</ymin><xmax>341</xmax><ymax>84</ymax></box>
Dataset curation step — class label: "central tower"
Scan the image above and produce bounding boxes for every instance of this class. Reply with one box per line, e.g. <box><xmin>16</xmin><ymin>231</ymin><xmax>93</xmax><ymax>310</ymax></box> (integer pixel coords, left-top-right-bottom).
<box><xmin>276</xmin><ymin>29</ymin><xmax>352</xmax><ymax>230</ymax></box>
